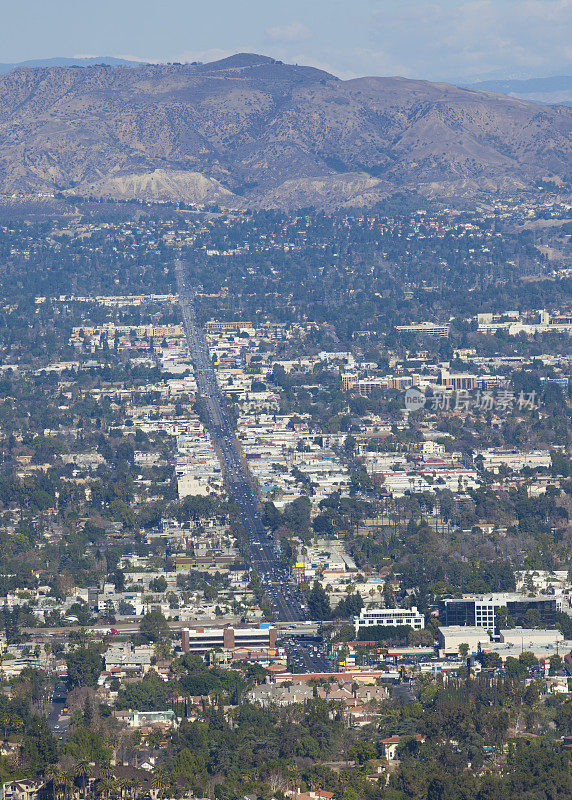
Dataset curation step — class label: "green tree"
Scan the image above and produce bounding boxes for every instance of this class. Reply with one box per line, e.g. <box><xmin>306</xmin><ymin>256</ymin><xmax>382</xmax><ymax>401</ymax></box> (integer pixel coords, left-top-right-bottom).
<box><xmin>518</xmin><ymin>651</ymin><xmax>539</xmax><ymax>668</ymax></box>
<box><xmin>307</xmin><ymin>582</ymin><xmax>331</xmax><ymax>620</ymax></box>
<box><xmin>549</xmin><ymin>654</ymin><xmax>564</xmax><ymax>675</ymax></box>
<box><xmin>150</xmin><ymin>576</ymin><xmax>167</xmax><ymax>593</ymax></box>
<box><xmin>481</xmin><ymin>652</ymin><xmax>502</xmax><ymax>669</ymax></box>
<box><xmin>116</xmin><ymin>670</ymin><xmax>171</xmax><ymax>711</ymax></box>
<box><xmin>65</xmin><ymin>645</ymin><xmax>103</xmax><ymax>689</ymax></box>
<box><xmin>67</xmin><ymin>727</ymin><xmax>111</xmax><ymax>766</ymax></box>
<box><xmin>139</xmin><ymin>610</ymin><xmax>169</xmax><ymax>643</ymax></box>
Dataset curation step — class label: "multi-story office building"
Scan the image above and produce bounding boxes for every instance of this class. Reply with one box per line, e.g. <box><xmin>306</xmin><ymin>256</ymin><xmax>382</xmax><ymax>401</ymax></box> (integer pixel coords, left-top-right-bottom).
<box><xmin>395</xmin><ymin>322</ymin><xmax>450</xmax><ymax>337</ymax></box>
<box><xmin>341</xmin><ymin>373</ymin><xmax>420</xmax><ymax>393</ymax></box>
<box><xmin>440</xmin><ymin>594</ymin><xmax>558</xmax><ymax>629</ymax></box>
<box><xmin>354</xmin><ymin>607</ymin><xmax>424</xmax><ymax>635</ymax></box>
<box><xmin>205</xmin><ymin>320</ymin><xmax>253</xmax><ymax>333</ymax></box>
<box><xmin>438</xmin><ymin>369</ymin><xmax>482</xmax><ymax>391</ymax></box>
<box><xmin>182</xmin><ymin>624</ymin><xmax>277</xmax><ymax>654</ymax></box>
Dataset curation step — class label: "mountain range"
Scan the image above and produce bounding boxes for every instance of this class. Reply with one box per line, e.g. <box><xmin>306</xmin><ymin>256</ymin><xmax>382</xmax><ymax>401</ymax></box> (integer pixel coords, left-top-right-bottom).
<box><xmin>0</xmin><ymin>56</ymin><xmax>143</xmax><ymax>75</ymax></box>
<box><xmin>468</xmin><ymin>76</ymin><xmax>572</xmax><ymax>108</ymax></box>
<box><xmin>0</xmin><ymin>53</ymin><xmax>570</xmax><ymax>209</ymax></box>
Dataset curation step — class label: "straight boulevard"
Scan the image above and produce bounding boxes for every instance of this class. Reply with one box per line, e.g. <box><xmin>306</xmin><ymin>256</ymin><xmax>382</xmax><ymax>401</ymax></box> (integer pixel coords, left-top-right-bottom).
<box><xmin>174</xmin><ymin>261</ymin><xmax>309</xmax><ymax>625</ymax></box>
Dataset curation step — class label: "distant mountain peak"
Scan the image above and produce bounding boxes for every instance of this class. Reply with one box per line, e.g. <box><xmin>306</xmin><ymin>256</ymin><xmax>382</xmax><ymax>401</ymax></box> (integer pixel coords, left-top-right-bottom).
<box><xmin>467</xmin><ymin>75</ymin><xmax>572</xmax><ymax>107</ymax></box>
<box><xmin>206</xmin><ymin>53</ymin><xmax>278</xmax><ymax>69</ymax></box>
<box><xmin>0</xmin><ymin>55</ymin><xmax>569</xmax><ymax>208</ymax></box>
<box><xmin>0</xmin><ymin>55</ymin><xmax>143</xmax><ymax>75</ymax></box>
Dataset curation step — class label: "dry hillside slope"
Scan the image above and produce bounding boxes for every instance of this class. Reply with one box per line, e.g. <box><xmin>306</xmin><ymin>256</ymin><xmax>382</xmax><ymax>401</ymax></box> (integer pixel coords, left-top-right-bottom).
<box><xmin>0</xmin><ymin>53</ymin><xmax>569</xmax><ymax>207</ymax></box>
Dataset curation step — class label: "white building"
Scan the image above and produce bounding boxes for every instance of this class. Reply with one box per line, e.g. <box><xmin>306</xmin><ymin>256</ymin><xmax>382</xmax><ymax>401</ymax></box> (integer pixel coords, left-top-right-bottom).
<box><xmin>378</xmin><ymin>472</ymin><xmax>431</xmax><ymax>497</ymax></box>
<box><xmin>354</xmin><ymin>606</ymin><xmax>424</xmax><ymax>634</ymax></box>
<box><xmin>129</xmin><ymin>710</ymin><xmax>176</xmax><ymax>728</ymax></box>
<box><xmin>438</xmin><ymin>626</ymin><xmax>491</xmax><ymax>656</ymax></box>
<box><xmin>395</xmin><ymin>322</ymin><xmax>450</xmax><ymax>337</ymax></box>
<box><xmin>499</xmin><ymin>628</ymin><xmax>564</xmax><ymax>646</ymax></box>
<box><xmin>422</xmin><ymin>440</ymin><xmax>446</xmax><ymax>457</ymax></box>
<box><xmin>477</xmin><ymin>449</ymin><xmax>551</xmax><ymax>473</ymax></box>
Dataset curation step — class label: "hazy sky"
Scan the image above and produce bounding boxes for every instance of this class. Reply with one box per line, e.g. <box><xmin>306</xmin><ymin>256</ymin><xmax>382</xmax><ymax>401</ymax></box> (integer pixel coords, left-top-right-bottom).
<box><xmin>2</xmin><ymin>0</ymin><xmax>571</xmax><ymax>81</ymax></box>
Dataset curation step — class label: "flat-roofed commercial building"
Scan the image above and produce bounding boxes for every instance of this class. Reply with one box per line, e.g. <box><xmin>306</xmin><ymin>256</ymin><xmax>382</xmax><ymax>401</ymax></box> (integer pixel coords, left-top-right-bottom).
<box><xmin>342</xmin><ymin>373</ymin><xmax>420</xmax><ymax>394</ymax></box>
<box><xmin>439</xmin><ymin>369</ymin><xmax>482</xmax><ymax>390</ymax></box>
<box><xmin>182</xmin><ymin>624</ymin><xmax>277</xmax><ymax>654</ymax></box>
<box><xmin>438</xmin><ymin>626</ymin><xmax>492</xmax><ymax>656</ymax></box>
<box><xmin>440</xmin><ymin>594</ymin><xmax>558</xmax><ymax>629</ymax></box>
<box><xmin>395</xmin><ymin>322</ymin><xmax>450</xmax><ymax>337</ymax></box>
<box><xmin>205</xmin><ymin>320</ymin><xmax>253</xmax><ymax>333</ymax></box>
<box><xmin>477</xmin><ymin>449</ymin><xmax>551</xmax><ymax>473</ymax></box>
<box><xmin>355</xmin><ymin>607</ymin><xmax>424</xmax><ymax>635</ymax></box>
<box><xmin>499</xmin><ymin>628</ymin><xmax>564</xmax><ymax>646</ymax></box>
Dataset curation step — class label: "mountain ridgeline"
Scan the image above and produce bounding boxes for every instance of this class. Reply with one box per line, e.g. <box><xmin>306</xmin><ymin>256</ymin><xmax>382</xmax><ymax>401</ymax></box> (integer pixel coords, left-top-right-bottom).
<box><xmin>0</xmin><ymin>53</ymin><xmax>570</xmax><ymax>209</ymax></box>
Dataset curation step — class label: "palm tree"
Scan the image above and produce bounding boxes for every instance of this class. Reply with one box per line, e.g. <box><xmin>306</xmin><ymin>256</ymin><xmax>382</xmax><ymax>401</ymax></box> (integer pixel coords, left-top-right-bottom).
<box><xmin>74</xmin><ymin>758</ymin><xmax>93</xmax><ymax>798</ymax></box>
<box><xmin>151</xmin><ymin>770</ymin><xmax>168</xmax><ymax>800</ymax></box>
<box><xmin>97</xmin><ymin>778</ymin><xmax>115</xmax><ymax>800</ymax></box>
<box><xmin>125</xmin><ymin>779</ymin><xmax>141</xmax><ymax>800</ymax></box>
<box><xmin>116</xmin><ymin>778</ymin><xmax>131</xmax><ymax>800</ymax></box>
<box><xmin>44</xmin><ymin>764</ymin><xmax>63</xmax><ymax>800</ymax></box>
<box><xmin>108</xmin><ymin>781</ymin><xmax>121</xmax><ymax>800</ymax></box>
<box><xmin>97</xmin><ymin>765</ymin><xmax>113</xmax><ymax>782</ymax></box>
<box><xmin>0</xmin><ymin>712</ymin><xmax>11</xmax><ymax>740</ymax></box>
<box><xmin>60</xmin><ymin>771</ymin><xmax>75</xmax><ymax>800</ymax></box>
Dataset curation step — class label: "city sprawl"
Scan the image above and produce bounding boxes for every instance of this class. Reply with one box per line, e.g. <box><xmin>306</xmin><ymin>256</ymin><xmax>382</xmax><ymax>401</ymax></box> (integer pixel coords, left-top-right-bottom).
<box><xmin>0</xmin><ymin>194</ymin><xmax>570</xmax><ymax>800</ymax></box>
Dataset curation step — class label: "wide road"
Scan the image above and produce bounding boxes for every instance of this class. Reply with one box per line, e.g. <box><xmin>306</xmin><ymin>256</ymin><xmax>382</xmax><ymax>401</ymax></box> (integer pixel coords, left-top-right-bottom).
<box><xmin>43</xmin><ymin>682</ymin><xmax>69</xmax><ymax>743</ymax></box>
<box><xmin>175</xmin><ymin>261</ymin><xmax>308</xmax><ymax>624</ymax></box>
